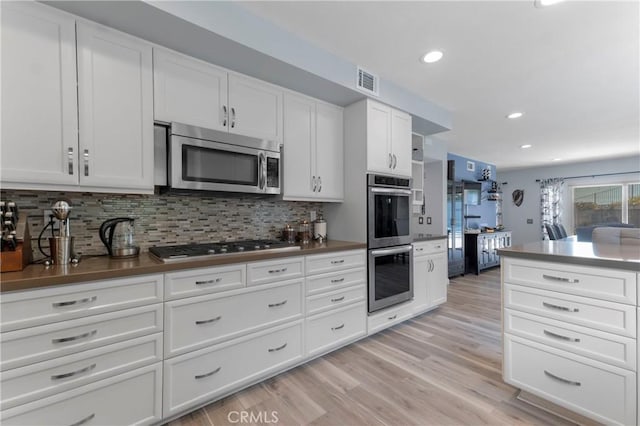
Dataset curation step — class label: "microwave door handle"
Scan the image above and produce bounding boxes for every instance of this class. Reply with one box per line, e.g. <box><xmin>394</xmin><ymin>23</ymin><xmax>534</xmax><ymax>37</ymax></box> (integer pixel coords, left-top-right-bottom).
<box><xmin>258</xmin><ymin>153</ymin><xmax>266</xmax><ymax>190</ymax></box>
<box><xmin>370</xmin><ymin>187</ymin><xmax>412</xmax><ymax>196</ymax></box>
<box><xmin>370</xmin><ymin>245</ymin><xmax>413</xmax><ymax>256</ymax></box>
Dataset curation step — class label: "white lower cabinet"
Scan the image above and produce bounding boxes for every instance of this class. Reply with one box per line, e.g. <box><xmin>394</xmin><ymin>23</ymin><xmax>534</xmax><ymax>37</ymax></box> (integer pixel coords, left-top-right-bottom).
<box><xmin>0</xmin><ymin>363</ymin><xmax>162</xmax><ymax>426</ymax></box>
<box><xmin>367</xmin><ymin>301</ymin><xmax>415</xmax><ymax>336</ymax></box>
<box><xmin>306</xmin><ymin>303</ymin><xmax>366</xmax><ymax>358</ymax></box>
<box><xmin>412</xmin><ymin>239</ymin><xmax>447</xmax><ymax>314</ymax></box>
<box><xmin>505</xmin><ymin>334</ymin><xmax>636</xmax><ymax>425</ymax></box>
<box><xmin>163</xmin><ymin>321</ymin><xmax>303</xmax><ymax>417</ymax></box>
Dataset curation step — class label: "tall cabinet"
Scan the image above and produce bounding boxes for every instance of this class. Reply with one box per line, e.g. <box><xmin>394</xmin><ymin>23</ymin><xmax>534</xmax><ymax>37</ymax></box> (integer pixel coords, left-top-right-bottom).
<box><xmin>447</xmin><ymin>181</ymin><xmax>465</xmax><ymax>277</ymax></box>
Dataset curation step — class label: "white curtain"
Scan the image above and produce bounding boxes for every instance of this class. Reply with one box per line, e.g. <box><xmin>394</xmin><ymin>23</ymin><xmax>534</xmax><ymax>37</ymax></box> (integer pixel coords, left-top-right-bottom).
<box><xmin>540</xmin><ymin>178</ymin><xmax>564</xmax><ymax>240</ymax></box>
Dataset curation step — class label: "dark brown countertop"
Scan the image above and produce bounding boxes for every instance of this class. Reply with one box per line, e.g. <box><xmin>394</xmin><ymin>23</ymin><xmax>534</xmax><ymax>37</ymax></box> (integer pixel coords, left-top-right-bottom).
<box><xmin>0</xmin><ymin>240</ymin><xmax>366</xmax><ymax>293</ymax></box>
<box><xmin>498</xmin><ymin>241</ymin><xmax>640</xmax><ymax>272</ymax></box>
<box><xmin>413</xmin><ymin>234</ymin><xmax>447</xmax><ymax>242</ymax></box>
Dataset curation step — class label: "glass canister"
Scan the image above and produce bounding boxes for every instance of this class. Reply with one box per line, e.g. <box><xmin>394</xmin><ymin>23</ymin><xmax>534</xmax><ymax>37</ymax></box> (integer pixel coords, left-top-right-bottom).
<box><xmin>298</xmin><ymin>220</ymin><xmax>311</xmax><ymax>244</ymax></box>
<box><xmin>283</xmin><ymin>224</ymin><xmax>296</xmax><ymax>243</ymax></box>
<box><xmin>314</xmin><ymin>214</ymin><xmax>327</xmax><ymax>243</ymax></box>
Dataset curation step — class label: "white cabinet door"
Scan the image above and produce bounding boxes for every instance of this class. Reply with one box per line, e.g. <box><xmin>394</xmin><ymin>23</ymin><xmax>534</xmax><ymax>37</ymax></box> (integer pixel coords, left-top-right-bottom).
<box><xmin>283</xmin><ymin>93</ymin><xmax>315</xmax><ymax>199</ymax></box>
<box><xmin>366</xmin><ymin>100</ymin><xmax>392</xmax><ymax>174</ymax></box>
<box><xmin>315</xmin><ymin>101</ymin><xmax>344</xmax><ymax>201</ymax></box>
<box><xmin>153</xmin><ymin>49</ymin><xmax>229</xmax><ymax>131</ymax></box>
<box><xmin>412</xmin><ymin>255</ymin><xmax>429</xmax><ymax>313</ymax></box>
<box><xmin>427</xmin><ymin>252</ymin><xmax>448</xmax><ymax>307</ymax></box>
<box><xmin>77</xmin><ymin>22</ymin><xmax>154</xmax><ymax>191</ymax></box>
<box><xmin>228</xmin><ymin>73</ymin><xmax>283</xmax><ymax>143</ymax></box>
<box><xmin>391</xmin><ymin>109</ymin><xmax>412</xmax><ymax>177</ymax></box>
<box><xmin>0</xmin><ymin>2</ymin><xmax>79</xmax><ymax>187</ymax></box>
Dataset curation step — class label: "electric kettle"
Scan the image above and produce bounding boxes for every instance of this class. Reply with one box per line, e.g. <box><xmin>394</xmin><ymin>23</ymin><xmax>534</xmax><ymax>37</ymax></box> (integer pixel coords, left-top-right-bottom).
<box><xmin>99</xmin><ymin>217</ymin><xmax>140</xmax><ymax>258</ymax></box>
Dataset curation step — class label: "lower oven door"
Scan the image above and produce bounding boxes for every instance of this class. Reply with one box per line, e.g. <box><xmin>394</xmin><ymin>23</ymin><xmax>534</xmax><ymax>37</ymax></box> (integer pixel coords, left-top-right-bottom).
<box><xmin>368</xmin><ymin>245</ymin><xmax>413</xmax><ymax>313</ymax></box>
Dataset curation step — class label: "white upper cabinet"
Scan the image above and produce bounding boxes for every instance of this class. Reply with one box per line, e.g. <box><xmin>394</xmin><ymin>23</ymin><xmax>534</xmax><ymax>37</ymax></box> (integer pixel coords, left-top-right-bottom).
<box><xmin>153</xmin><ymin>49</ymin><xmax>228</xmax><ymax>131</ymax></box>
<box><xmin>77</xmin><ymin>22</ymin><xmax>154</xmax><ymax>191</ymax></box>
<box><xmin>228</xmin><ymin>73</ymin><xmax>283</xmax><ymax>143</ymax></box>
<box><xmin>366</xmin><ymin>99</ymin><xmax>412</xmax><ymax>177</ymax></box>
<box><xmin>283</xmin><ymin>92</ymin><xmax>343</xmax><ymax>202</ymax></box>
<box><xmin>0</xmin><ymin>2</ymin><xmax>78</xmax><ymax>187</ymax></box>
<box><xmin>153</xmin><ymin>49</ymin><xmax>283</xmax><ymax>143</ymax></box>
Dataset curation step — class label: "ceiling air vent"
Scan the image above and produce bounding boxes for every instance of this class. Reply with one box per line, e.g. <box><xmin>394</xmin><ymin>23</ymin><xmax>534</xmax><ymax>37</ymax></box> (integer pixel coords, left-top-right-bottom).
<box><xmin>357</xmin><ymin>67</ymin><xmax>379</xmax><ymax>96</ymax></box>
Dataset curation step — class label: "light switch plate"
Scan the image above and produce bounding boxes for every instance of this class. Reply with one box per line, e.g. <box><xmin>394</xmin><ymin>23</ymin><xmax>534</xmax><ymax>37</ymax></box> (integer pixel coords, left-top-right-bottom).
<box><xmin>427</xmin><ymin>217</ymin><xmax>432</xmax><ymax>225</ymax></box>
<box><xmin>418</xmin><ymin>217</ymin><xmax>424</xmax><ymax>224</ymax></box>
<box><xmin>527</xmin><ymin>218</ymin><xmax>533</xmax><ymax>224</ymax></box>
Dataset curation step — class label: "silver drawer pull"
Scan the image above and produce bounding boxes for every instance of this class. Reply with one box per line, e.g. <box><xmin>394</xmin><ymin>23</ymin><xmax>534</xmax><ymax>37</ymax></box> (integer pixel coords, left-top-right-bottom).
<box><xmin>331</xmin><ymin>323</ymin><xmax>345</xmax><ymax>331</ymax></box>
<box><xmin>268</xmin><ymin>267</ymin><xmax>288</xmax><ymax>274</ymax></box>
<box><xmin>268</xmin><ymin>300</ymin><xmax>287</xmax><ymax>308</ymax></box>
<box><xmin>195</xmin><ymin>315</ymin><xmax>222</xmax><ymax>325</ymax></box>
<box><xmin>543</xmin><ymin>329</ymin><xmax>581</xmax><ymax>342</ymax></box>
<box><xmin>331</xmin><ymin>296</ymin><xmax>345</xmax><ymax>303</ymax></box>
<box><xmin>543</xmin><ymin>274</ymin><xmax>579</xmax><ymax>284</ymax></box>
<box><xmin>331</xmin><ymin>259</ymin><xmax>345</xmax><ymax>265</ymax></box>
<box><xmin>268</xmin><ymin>342</ymin><xmax>287</xmax><ymax>352</ymax></box>
<box><xmin>195</xmin><ymin>278</ymin><xmax>222</xmax><ymax>285</ymax></box>
<box><xmin>51</xmin><ymin>363</ymin><xmax>97</xmax><ymax>380</ymax></box>
<box><xmin>543</xmin><ymin>301</ymin><xmax>579</xmax><ymax>312</ymax></box>
<box><xmin>544</xmin><ymin>370</ymin><xmax>581</xmax><ymax>386</ymax></box>
<box><xmin>434</xmin><ymin>245</ymin><xmax>442</xmax><ymax>249</ymax></box>
<box><xmin>331</xmin><ymin>278</ymin><xmax>345</xmax><ymax>284</ymax></box>
<box><xmin>415</xmin><ymin>248</ymin><xmax>424</xmax><ymax>252</ymax></box>
<box><xmin>195</xmin><ymin>366</ymin><xmax>221</xmax><ymax>379</ymax></box>
<box><xmin>52</xmin><ymin>330</ymin><xmax>97</xmax><ymax>344</ymax></box>
<box><xmin>53</xmin><ymin>296</ymin><xmax>97</xmax><ymax>308</ymax></box>
<box><xmin>388</xmin><ymin>314</ymin><xmax>397</xmax><ymax>321</ymax></box>
<box><xmin>69</xmin><ymin>413</ymin><xmax>95</xmax><ymax>426</ymax></box>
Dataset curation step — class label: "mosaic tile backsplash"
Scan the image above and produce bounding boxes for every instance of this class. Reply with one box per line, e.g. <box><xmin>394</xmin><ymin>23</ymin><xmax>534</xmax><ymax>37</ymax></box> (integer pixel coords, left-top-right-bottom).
<box><xmin>1</xmin><ymin>189</ymin><xmax>323</xmax><ymax>260</ymax></box>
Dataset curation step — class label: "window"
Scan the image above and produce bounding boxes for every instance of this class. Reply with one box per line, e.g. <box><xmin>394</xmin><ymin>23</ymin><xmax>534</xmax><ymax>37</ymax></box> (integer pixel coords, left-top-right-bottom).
<box><xmin>573</xmin><ymin>183</ymin><xmax>640</xmax><ymax>231</ymax></box>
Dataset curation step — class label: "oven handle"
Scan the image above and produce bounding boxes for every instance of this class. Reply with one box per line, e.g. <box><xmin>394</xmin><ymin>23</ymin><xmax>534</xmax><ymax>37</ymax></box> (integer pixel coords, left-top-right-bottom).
<box><xmin>370</xmin><ymin>245</ymin><xmax>413</xmax><ymax>257</ymax></box>
<box><xmin>370</xmin><ymin>187</ymin><xmax>412</xmax><ymax>195</ymax></box>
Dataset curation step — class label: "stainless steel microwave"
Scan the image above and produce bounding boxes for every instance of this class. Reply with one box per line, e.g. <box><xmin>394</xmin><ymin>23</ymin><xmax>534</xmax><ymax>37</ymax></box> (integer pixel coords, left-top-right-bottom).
<box><xmin>167</xmin><ymin>123</ymin><xmax>281</xmax><ymax>194</ymax></box>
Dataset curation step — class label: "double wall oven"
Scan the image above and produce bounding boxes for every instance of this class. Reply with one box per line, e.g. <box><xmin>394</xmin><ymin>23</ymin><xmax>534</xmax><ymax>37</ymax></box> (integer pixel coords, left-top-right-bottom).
<box><xmin>367</xmin><ymin>174</ymin><xmax>413</xmax><ymax>313</ymax></box>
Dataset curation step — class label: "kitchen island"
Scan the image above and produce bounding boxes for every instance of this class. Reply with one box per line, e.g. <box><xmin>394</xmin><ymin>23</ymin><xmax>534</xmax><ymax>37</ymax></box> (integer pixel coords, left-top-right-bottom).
<box><xmin>498</xmin><ymin>239</ymin><xmax>640</xmax><ymax>425</ymax></box>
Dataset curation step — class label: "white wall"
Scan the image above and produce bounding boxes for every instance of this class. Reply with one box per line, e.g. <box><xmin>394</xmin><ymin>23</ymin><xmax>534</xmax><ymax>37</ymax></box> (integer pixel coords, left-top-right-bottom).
<box><xmin>497</xmin><ymin>155</ymin><xmax>640</xmax><ymax>245</ymax></box>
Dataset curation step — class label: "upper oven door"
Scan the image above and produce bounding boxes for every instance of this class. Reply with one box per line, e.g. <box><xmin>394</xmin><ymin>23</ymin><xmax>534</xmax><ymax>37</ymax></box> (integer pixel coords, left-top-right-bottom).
<box><xmin>169</xmin><ymin>135</ymin><xmax>279</xmax><ymax>194</ymax></box>
<box><xmin>368</xmin><ymin>186</ymin><xmax>412</xmax><ymax>248</ymax></box>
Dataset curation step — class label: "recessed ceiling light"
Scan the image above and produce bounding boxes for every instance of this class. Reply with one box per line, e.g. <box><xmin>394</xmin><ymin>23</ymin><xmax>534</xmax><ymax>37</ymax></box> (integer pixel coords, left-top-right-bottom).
<box><xmin>421</xmin><ymin>50</ymin><xmax>443</xmax><ymax>64</ymax></box>
<box><xmin>520</xmin><ymin>144</ymin><xmax>532</xmax><ymax>149</ymax></box>
<box><xmin>552</xmin><ymin>158</ymin><xmax>562</xmax><ymax>162</ymax></box>
<box><xmin>534</xmin><ymin>0</ymin><xmax>564</xmax><ymax>7</ymax></box>
<box><xmin>507</xmin><ymin>112</ymin><xmax>523</xmax><ymax>119</ymax></box>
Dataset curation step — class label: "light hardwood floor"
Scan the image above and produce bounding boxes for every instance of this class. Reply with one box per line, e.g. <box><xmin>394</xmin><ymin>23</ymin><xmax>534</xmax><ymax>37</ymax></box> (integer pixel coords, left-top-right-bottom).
<box><xmin>167</xmin><ymin>268</ymin><xmax>576</xmax><ymax>426</ymax></box>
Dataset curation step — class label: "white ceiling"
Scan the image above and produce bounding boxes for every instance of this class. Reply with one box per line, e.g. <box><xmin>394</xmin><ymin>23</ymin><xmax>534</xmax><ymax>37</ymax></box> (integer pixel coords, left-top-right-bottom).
<box><xmin>240</xmin><ymin>1</ymin><xmax>639</xmax><ymax>171</ymax></box>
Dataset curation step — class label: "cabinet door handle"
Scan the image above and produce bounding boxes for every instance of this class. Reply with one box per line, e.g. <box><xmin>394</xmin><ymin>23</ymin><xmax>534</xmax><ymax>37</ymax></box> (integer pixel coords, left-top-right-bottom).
<box><xmin>52</xmin><ymin>296</ymin><xmax>97</xmax><ymax>308</ymax></box>
<box><xmin>268</xmin><ymin>300</ymin><xmax>287</xmax><ymax>308</ymax></box>
<box><xmin>195</xmin><ymin>315</ymin><xmax>222</xmax><ymax>325</ymax></box>
<box><xmin>388</xmin><ymin>153</ymin><xmax>393</xmax><ymax>168</ymax></box>
<box><xmin>312</xmin><ymin>176</ymin><xmax>317</xmax><ymax>192</ymax></box>
<box><xmin>543</xmin><ymin>301</ymin><xmax>579</xmax><ymax>312</ymax></box>
<box><xmin>83</xmin><ymin>149</ymin><xmax>89</xmax><ymax>176</ymax></box>
<box><xmin>331</xmin><ymin>259</ymin><xmax>345</xmax><ymax>265</ymax></box>
<box><xmin>388</xmin><ymin>314</ymin><xmax>397</xmax><ymax>321</ymax></box>
<box><xmin>195</xmin><ymin>278</ymin><xmax>222</xmax><ymax>285</ymax></box>
<box><xmin>222</xmin><ymin>105</ymin><xmax>227</xmax><ymax>127</ymax></box>
<box><xmin>331</xmin><ymin>278</ymin><xmax>345</xmax><ymax>284</ymax></box>
<box><xmin>231</xmin><ymin>107</ymin><xmax>236</xmax><ymax>128</ymax></box>
<box><xmin>52</xmin><ymin>329</ymin><xmax>97</xmax><ymax>344</ymax></box>
<box><xmin>544</xmin><ymin>370</ymin><xmax>581</xmax><ymax>386</ymax></box>
<box><xmin>51</xmin><ymin>363</ymin><xmax>97</xmax><ymax>380</ymax></box>
<box><xmin>331</xmin><ymin>296</ymin><xmax>345</xmax><ymax>303</ymax></box>
<box><xmin>268</xmin><ymin>342</ymin><xmax>287</xmax><ymax>352</ymax></box>
<box><xmin>318</xmin><ymin>176</ymin><xmax>322</xmax><ymax>193</ymax></box>
<box><xmin>542</xmin><ymin>274</ymin><xmax>579</xmax><ymax>284</ymax></box>
<box><xmin>68</xmin><ymin>147</ymin><xmax>74</xmax><ymax>175</ymax></box>
<box><xmin>195</xmin><ymin>366</ymin><xmax>221</xmax><ymax>379</ymax></box>
<box><xmin>331</xmin><ymin>323</ymin><xmax>345</xmax><ymax>331</ymax></box>
<box><xmin>68</xmin><ymin>413</ymin><xmax>96</xmax><ymax>426</ymax></box>
<box><xmin>392</xmin><ymin>154</ymin><xmax>397</xmax><ymax>169</ymax></box>
<box><xmin>543</xmin><ymin>329</ymin><xmax>581</xmax><ymax>343</ymax></box>
<box><xmin>268</xmin><ymin>267</ymin><xmax>288</xmax><ymax>274</ymax></box>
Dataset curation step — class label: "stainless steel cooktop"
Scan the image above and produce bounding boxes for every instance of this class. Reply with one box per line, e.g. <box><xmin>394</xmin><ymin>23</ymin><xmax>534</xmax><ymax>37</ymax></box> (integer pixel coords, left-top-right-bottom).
<box><xmin>149</xmin><ymin>239</ymin><xmax>300</xmax><ymax>263</ymax></box>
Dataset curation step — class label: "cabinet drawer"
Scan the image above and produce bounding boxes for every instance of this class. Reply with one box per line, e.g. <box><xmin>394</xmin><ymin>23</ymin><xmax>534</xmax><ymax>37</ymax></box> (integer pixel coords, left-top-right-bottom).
<box><xmin>247</xmin><ymin>257</ymin><xmax>304</xmax><ymax>286</ymax></box>
<box><xmin>163</xmin><ymin>321</ymin><xmax>303</xmax><ymax>417</ymax></box>
<box><xmin>0</xmin><ymin>333</ymin><xmax>162</xmax><ymax>410</ymax></box>
<box><xmin>413</xmin><ymin>240</ymin><xmax>446</xmax><ymax>256</ymax></box>
<box><xmin>504</xmin><ymin>334</ymin><xmax>636</xmax><ymax>425</ymax></box>
<box><xmin>504</xmin><ymin>284</ymin><xmax>636</xmax><ymax>337</ymax></box>
<box><xmin>305</xmin><ymin>250</ymin><xmax>366</xmax><ymax>275</ymax></box>
<box><xmin>505</xmin><ymin>309</ymin><xmax>636</xmax><ymax>370</ymax></box>
<box><xmin>306</xmin><ymin>268</ymin><xmax>366</xmax><ymax>296</ymax></box>
<box><xmin>306</xmin><ymin>285</ymin><xmax>366</xmax><ymax>316</ymax></box>
<box><xmin>503</xmin><ymin>258</ymin><xmax>636</xmax><ymax>305</ymax></box>
<box><xmin>164</xmin><ymin>264</ymin><xmax>245</xmax><ymax>300</ymax></box>
<box><xmin>0</xmin><ymin>363</ymin><xmax>162</xmax><ymax>426</ymax></box>
<box><xmin>367</xmin><ymin>301</ymin><xmax>414</xmax><ymax>335</ymax></box>
<box><xmin>306</xmin><ymin>303</ymin><xmax>366</xmax><ymax>357</ymax></box>
<box><xmin>1</xmin><ymin>274</ymin><xmax>163</xmax><ymax>332</ymax></box>
<box><xmin>165</xmin><ymin>280</ymin><xmax>303</xmax><ymax>357</ymax></box>
<box><xmin>1</xmin><ymin>304</ymin><xmax>163</xmax><ymax>371</ymax></box>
